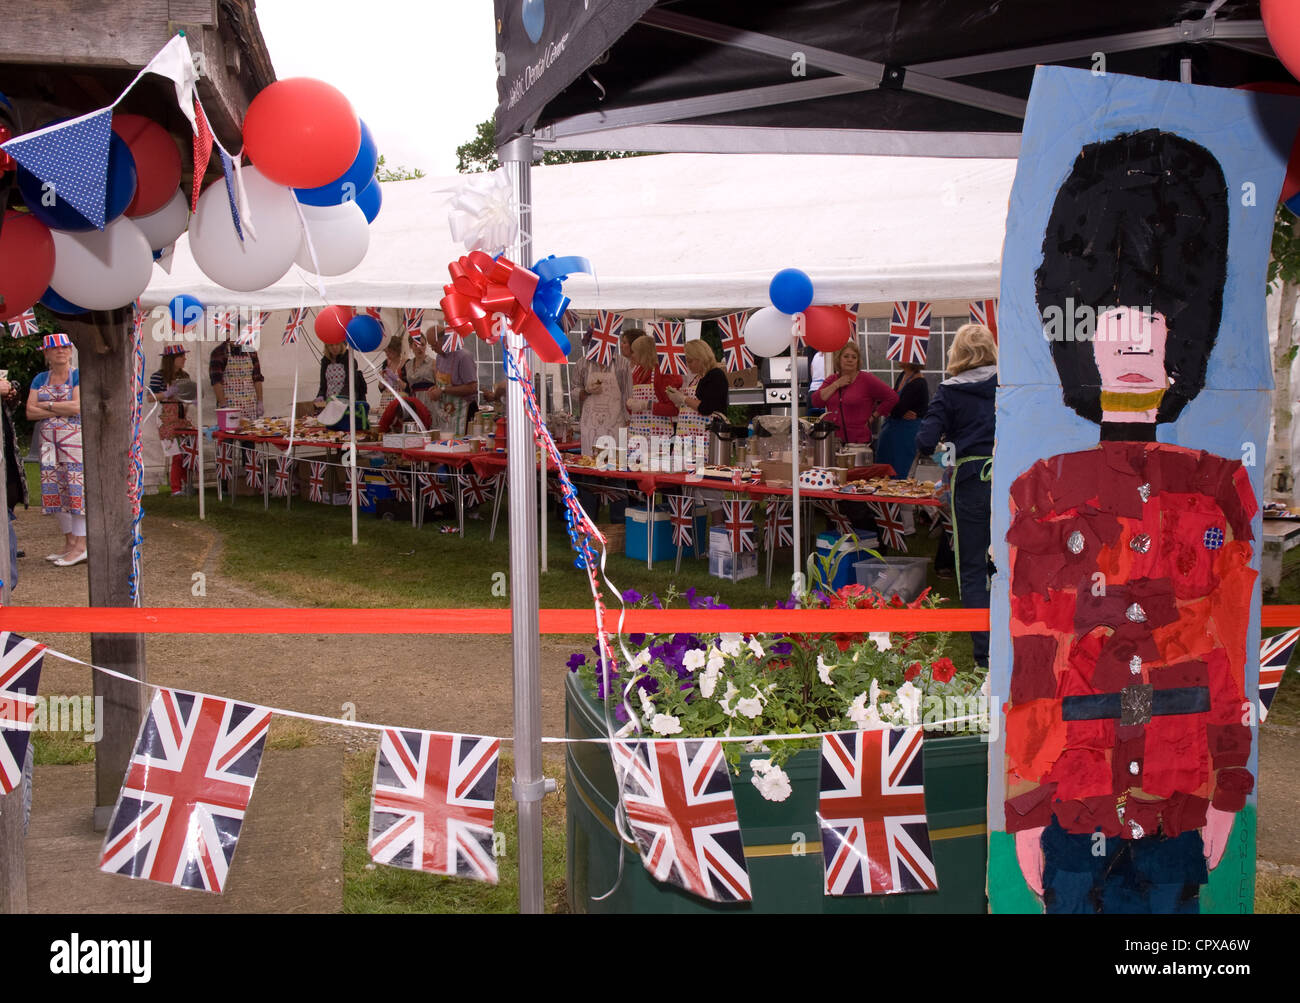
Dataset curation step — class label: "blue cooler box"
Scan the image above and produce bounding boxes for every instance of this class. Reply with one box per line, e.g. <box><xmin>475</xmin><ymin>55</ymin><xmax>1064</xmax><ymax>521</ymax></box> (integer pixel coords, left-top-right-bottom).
<box><xmin>626</xmin><ymin>506</ymin><xmax>708</xmax><ymax>562</ymax></box>
<box><xmin>815</xmin><ymin>532</ymin><xmax>880</xmax><ymax>590</ymax></box>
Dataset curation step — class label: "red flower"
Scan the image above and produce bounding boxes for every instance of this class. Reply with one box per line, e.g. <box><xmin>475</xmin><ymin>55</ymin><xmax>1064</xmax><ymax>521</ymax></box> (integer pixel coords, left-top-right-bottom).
<box><xmin>837</xmin><ymin>583</ymin><xmax>866</xmax><ymax>600</ymax></box>
<box><xmin>931</xmin><ymin>657</ymin><xmax>957</xmax><ymax>684</ymax></box>
<box><xmin>904</xmin><ymin>662</ymin><xmax>923</xmax><ymax>682</ymax></box>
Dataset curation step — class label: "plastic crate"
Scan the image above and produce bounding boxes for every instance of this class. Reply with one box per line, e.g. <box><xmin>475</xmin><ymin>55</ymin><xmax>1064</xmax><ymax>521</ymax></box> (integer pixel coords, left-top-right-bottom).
<box><xmin>853</xmin><ymin>555</ymin><xmax>930</xmax><ymax>602</ymax></box>
<box><xmin>626</xmin><ymin>507</ymin><xmax>708</xmax><ymax>561</ymax></box>
<box><xmin>814</xmin><ymin>532</ymin><xmax>879</xmax><ymax>591</ymax></box>
<box><xmin>709</xmin><ymin>549</ymin><xmax>758</xmax><ymax>580</ymax></box>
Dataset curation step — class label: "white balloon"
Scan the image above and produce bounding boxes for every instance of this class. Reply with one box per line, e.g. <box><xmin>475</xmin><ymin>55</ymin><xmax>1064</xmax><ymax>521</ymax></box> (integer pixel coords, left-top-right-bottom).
<box><xmin>189</xmin><ymin>165</ymin><xmax>302</xmax><ymax>292</ymax></box>
<box><xmin>294</xmin><ymin>200</ymin><xmax>370</xmax><ymax>276</ymax></box>
<box><xmin>743</xmin><ymin>305</ymin><xmax>796</xmax><ymax>358</ymax></box>
<box><xmin>48</xmin><ymin>217</ymin><xmax>153</xmax><ymax>310</ymax></box>
<box><xmin>133</xmin><ymin>187</ymin><xmax>190</xmax><ymax>249</ymax></box>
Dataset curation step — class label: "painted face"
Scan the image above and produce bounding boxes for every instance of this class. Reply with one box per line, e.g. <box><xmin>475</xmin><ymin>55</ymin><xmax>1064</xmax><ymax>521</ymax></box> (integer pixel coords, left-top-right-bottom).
<box><xmin>1093</xmin><ymin>307</ymin><xmax>1168</xmax><ymax>393</ymax></box>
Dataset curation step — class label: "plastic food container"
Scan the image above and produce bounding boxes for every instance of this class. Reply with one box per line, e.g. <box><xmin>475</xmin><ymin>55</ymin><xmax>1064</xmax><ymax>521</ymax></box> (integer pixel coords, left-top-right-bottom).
<box><xmin>216</xmin><ymin>408</ymin><xmax>241</xmax><ymax>432</ymax></box>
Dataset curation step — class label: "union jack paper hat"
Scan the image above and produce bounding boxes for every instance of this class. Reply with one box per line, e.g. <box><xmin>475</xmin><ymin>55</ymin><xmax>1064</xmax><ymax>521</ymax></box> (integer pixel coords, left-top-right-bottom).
<box><xmin>42</xmin><ymin>333</ymin><xmax>72</xmax><ymax>350</ymax></box>
<box><xmin>162</xmin><ymin>343</ymin><xmax>188</xmax><ymax>356</ymax></box>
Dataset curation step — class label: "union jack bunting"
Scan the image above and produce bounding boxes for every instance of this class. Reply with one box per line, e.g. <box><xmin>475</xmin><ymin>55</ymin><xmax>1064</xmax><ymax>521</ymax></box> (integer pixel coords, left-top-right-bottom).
<box><xmin>369</xmin><ymin>729</ymin><xmax>501</xmax><ymax>882</ymax></box>
<box><xmin>591</xmin><ymin>484</ymin><xmax>624</xmax><ymax>505</ymax></box>
<box><xmin>403</xmin><ymin>308</ymin><xmax>425</xmax><ymax>337</ymax></box>
<box><xmin>442</xmin><ymin>327</ymin><xmax>463</xmax><ymax>353</ymax></box>
<box><xmin>99</xmin><ymin>688</ymin><xmax>272</xmax><ymax>893</ymax></box>
<box><xmin>764</xmin><ymin>500</ymin><xmax>794</xmax><ymax>549</ymax></box>
<box><xmin>1260</xmin><ymin>628</ymin><xmax>1300</xmax><ymax>722</ymax></box>
<box><xmin>180</xmin><ymin>434</ymin><xmax>199</xmax><ymax>472</ymax></box>
<box><xmin>717</xmin><ymin>312</ymin><xmax>752</xmax><ymax>373</ymax></box>
<box><xmin>307</xmin><ymin>461</ymin><xmax>327</xmax><ymax>503</ymax></box>
<box><xmin>242</xmin><ymin>449</ymin><xmax>263</xmax><ymax>490</ymax></box>
<box><xmin>666</xmin><ymin>494</ymin><xmax>696</xmax><ymax>548</ymax></box>
<box><xmin>867</xmin><ymin>501</ymin><xmax>908</xmax><ymax>552</ymax></box>
<box><xmin>968</xmin><ymin>299</ymin><xmax>998</xmax><ymax>343</ymax></box>
<box><xmin>383</xmin><ymin>469</ymin><xmax>411</xmax><ymax>503</ymax></box>
<box><xmin>238</xmin><ymin>310</ymin><xmax>269</xmax><ymax>347</ymax></box>
<box><xmin>933</xmin><ymin>505</ymin><xmax>954</xmax><ymax>546</ymax></box>
<box><xmin>886</xmin><ymin>301</ymin><xmax>931</xmax><ymax>365</ymax></box>
<box><xmin>347</xmin><ymin>466</ymin><xmax>369</xmax><ymax>507</ymax></box>
<box><xmin>271</xmin><ymin>454</ymin><xmax>293</xmax><ymax>498</ymax></box>
<box><xmin>612</xmin><ymin>738</ymin><xmax>751</xmax><ymax>902</ymax></box>
<box><xmin>0</xmin><ymin>633</ymin><xmax>46</xmax><ymax>795</ymax></box>
<box><xmin>720</xmin><ymin>499</ymin><xmax>755</xmax><ymax>554</ymax></box>
<box><xmin>417</xmin><ymin>472</ymin><xmax>452</xmax><ymax>508</ymax></box>
<box><xmin>215</xmin><ymin>441</ymin><xmax>233</xmax><ymax>482</ymax></box>
<box><xmin>460</xmin><ymin>472</ymin><xmax>498</xmax><ymax>508</ymax></box>
<box><xmin>817</xmin><ymin>501</ymin><xmax>855</xmax><ymax>538</ymax></box>
<box><xmin>282</xmin><ymin>308</ymin><xmax>307</xmax><ymax>345</ymax></box>
<box><xmin>213</xmin><ymin>309</ymin><xmax>235</xmax><ymax>339</ymax></box>
<box><xmin>818</xmin><ymin>728</ymin><xmax>936</xmax><ymax>896</ymax></box>
<box><xmin>585</xmin><ymin>311</ymin><xmax>623</xmax><ymax>367</ymax></box>
<box><xmin>6</xmin><ymin>308</ymin><xmax>39</xmax><ymax>338</ymax></box>
<box><xmin>652</xmin><ymin>321</ymin><xmax>688</xmax><ymax>377</ymax></box>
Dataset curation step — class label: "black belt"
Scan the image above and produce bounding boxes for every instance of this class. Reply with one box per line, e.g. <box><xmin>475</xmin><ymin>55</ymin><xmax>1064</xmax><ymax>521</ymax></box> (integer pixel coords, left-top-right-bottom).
<box><xmin>1061</xmin><ymin>685</ymin><xmax>1209</xmax><ymax>726</ymax></box>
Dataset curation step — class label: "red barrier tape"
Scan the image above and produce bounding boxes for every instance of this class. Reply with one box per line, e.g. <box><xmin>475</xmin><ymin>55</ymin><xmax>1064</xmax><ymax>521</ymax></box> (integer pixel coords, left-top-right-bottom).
<box><xmin>1</xmin><ymin>606</ymin><xmax>1298</xmax><ymax>634</ymax></box>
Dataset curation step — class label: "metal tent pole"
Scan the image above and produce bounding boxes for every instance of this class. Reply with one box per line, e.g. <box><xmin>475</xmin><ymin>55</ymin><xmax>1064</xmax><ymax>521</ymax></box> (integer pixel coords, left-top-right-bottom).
<box><xmin>196</xmin><ymin>336</ymin><xmax>205</xmax><ymax>520</ymax></box>
<box><xmin>348</xmin><ymin>345</ymin><xmax>358</xmax><ymax>546</ymax></box>
<box><xmin>790</xmin><ymin>330</ymin><xmax>802</xmax><ymax>592</ymax></box>
<box><xmin>500</xmin><ymin>133</ymin><xmax>551</xmax><ymax>914</ymax></box>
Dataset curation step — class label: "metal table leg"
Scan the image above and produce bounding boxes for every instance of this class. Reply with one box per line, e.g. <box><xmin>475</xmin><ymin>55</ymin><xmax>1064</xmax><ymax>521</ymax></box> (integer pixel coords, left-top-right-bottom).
<box><xmin>490</xmin><ymin>476</ymin><xmax>506</xmax><ymax>541</ymax></box>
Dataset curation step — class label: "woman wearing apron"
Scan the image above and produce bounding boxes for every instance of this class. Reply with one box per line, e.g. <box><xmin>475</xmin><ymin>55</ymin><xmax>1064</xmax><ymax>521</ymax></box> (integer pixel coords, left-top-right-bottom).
<box><xmin>149</xmin><ymin>344</ymin><xmax>192</xmax><ymax>494</ymax></box>
<box><xmin>876</xmin><ymin>362</ymin><xmax>930</xmax><ymax>478</ymax></box>
<box><xmin>626</xmin><ymin>334</ymin><xmax>659</xmax><ymax>467</ymax></box>
<box><xmin>575</xmin><ymin>334</ymin><xmax>628</xmax><ymax>455</ymax></box>
<box><xmin>211</xmin><ymin>341</ymin><xmax>264</xmax><ymax>422</ymax></box>
<box><xmin>667</xmin><ymin>340</ymin><xmax>728</xmax><ymax>471</ymax></box>
<box><xmin>26</xmin><ymin>334</ymin><xmax>85</xmax><ymax>566</ymax></box>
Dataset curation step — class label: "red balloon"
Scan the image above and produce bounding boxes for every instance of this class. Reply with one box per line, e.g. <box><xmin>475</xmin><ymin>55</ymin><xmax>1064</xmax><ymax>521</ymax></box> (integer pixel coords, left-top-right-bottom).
<box><xmin>802</xmin><ymin>305</ymin><xmax>853</xmax><ymax>352</ymax></box>
<box><xmin>0</xmin><ymin>211</ymin><xmax>56</xmax><ymax>321</ymax></box>
<box><xmin>112</xmin><ymin>114</ymin><xmax>183</xmax><ymax>217</ymax></box>
<box><xmin>1264</xmin><ymin>0</ymin><xmax>1300</xmax><ymax>83</ymax></box>
<box><xmin>315</xmin><ymin>304</ymin><xmax>353</xmax><ymax>344</ymax></box>
<box><xmin>242</xmin><ymin>78</ymin><xmax>361</xmax><ymax>189</ymax></box>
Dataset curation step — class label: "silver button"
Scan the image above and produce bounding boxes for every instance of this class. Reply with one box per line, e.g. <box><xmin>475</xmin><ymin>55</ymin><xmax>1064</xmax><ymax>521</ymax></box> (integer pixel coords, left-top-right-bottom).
<box><xmin>1130</xmin><ymin>532</ymin><xmax>1151</xmax><ymax>554</ymax></box>
<box><xmin>1138</xmin><ymin>482</ymin><xmax>1152</xmax><ymax>503</ymax></box>
<box><xmin>1129</xmin><ymin>760</ymin><xmax>1139</xmax><ymax>776</ymax></box>
<box><xmin>1067</xmin><ymin>530</ymin><xmax>1085</xmax><ymax>554</ymax></box>
<box><xmin>1126</xmin><ymin>603</ymin><xmax>1147</xmax><ymax>623</ymax></box>
<box><xmin>1129</xmin><ymin>655</ymin><xmax>1142</xmax><ymax>676</ymax></box>
<box><xmin>1129</xmin><ymin>819</ymin><xmax>1145</xmax><ymax>839</ymax></box>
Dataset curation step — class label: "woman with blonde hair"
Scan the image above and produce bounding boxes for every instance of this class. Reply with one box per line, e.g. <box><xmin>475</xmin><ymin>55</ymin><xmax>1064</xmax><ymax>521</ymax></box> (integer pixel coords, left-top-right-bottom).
<box><xmin>626</xmin><ymin>333</ymin><xmax>679</xmax><ymax>444</ymax></box>
<box><xmin>667</xmin><ymin>339</ymin><xmax>728</xmax><ymax>469</ymax></box>
<box><xmin>814</xmin><ymin>339</ymin><xmax>898</xmax><ymax>446</ymax></box>
<box><xmin>914</xmin><ymin>322</ymin><xmax>998</xmax><ymax>666</ymax></box>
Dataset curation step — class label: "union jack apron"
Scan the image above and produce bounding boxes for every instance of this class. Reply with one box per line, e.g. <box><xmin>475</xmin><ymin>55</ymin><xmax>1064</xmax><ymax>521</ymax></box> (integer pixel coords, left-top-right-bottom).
<box><xmin>37</xmin><ymin>376</ymin><xmax>84</xmax><ymax>515</ymax></box>
<box><xmin>675</xmin><ymin>375</ymin><xmax>707</xmax><ymax>470</ymax></box>
<box><xmin>223</xmin><ymin>350</ymin><xmax>258</xmax><ymax>421</ymax></box>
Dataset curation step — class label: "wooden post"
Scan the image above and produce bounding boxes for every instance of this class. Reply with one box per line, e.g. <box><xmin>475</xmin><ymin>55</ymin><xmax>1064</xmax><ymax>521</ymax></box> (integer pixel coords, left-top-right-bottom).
<box><xmin>65</xmin><ymin>309</ymin><xmax>148</xmax><ymax>831</ymax></box>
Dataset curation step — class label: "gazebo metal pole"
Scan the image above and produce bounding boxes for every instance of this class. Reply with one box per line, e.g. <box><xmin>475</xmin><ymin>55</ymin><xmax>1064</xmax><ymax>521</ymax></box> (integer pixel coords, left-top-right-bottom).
<box><xmin>348</xmin><ymin>345</ymin><xmax>358</xmax><ymax>546</ymax></box>
<box><xmin>196</xmin><ymin>335</ymin><xmax>205</xmax><ymax>520</ymax></box>
<box><xmin>790</xmin><ymin>330</ymin><xmax>802</xmax><ymax>591</ymax></box>
<box><xmin>501</xmin><ymin>133</ymin><xmax>550</xmax><ymax>914</ymax></box>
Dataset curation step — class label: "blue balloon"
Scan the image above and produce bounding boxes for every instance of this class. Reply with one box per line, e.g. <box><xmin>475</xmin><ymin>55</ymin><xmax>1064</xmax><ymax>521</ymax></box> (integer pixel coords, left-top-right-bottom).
<box><xmin>18</xmin><ymin>130</ymin><xmax>137</xmax><ymax>231</ymax></box>
<box><xmin>355</xmin><ymin>175</ymin><xmax>383</xmax><ymax>223</ymax></box>
<box><xmin>293</xmin><ymin>120</ymin><xmax>379</xmax><ymax>207</ymax></box>
<box><xmin>769</xmin><ymin>268</ymin><xmax>814</xmax><ymax>315</ymax></box>
<box><xmin>522</xmin><ymin>0</ymin><xmax>546</xmax><ymax>43</ymax></box>
<box><xmin>169</xmin><ymin>294</ymin><xmax>204</xmax><ymax>330</ymax></box>
<box><xmin>346</xmin><ymin>314</ymin><xmax>384</xmax><ymax>353</ymax></box>
<box><xmin>40</xmin><ymin>286</ymin><xmax>88</xmax><ymax>316</ymax></box>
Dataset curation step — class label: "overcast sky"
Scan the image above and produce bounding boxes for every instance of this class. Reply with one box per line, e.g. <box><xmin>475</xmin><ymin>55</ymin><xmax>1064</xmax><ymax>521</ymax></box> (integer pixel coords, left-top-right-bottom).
<box><xmin>254</xmin><ymin>0</ymin><xmax>500</xmax><ymax>177</ymax></box>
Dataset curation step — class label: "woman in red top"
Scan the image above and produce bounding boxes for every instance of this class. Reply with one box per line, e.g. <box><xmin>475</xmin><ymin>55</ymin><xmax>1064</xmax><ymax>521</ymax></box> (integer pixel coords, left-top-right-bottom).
<box><xmin>814</xmin><ymin>341</ymin><xmax>898</xmax><ymax>445</ymax></box>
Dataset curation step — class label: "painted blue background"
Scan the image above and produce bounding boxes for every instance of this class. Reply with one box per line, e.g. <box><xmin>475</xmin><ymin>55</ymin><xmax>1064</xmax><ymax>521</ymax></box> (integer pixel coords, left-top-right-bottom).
<box><xmin>987</xmin><ymin>67</ymin><xmax>1300</xmax><ymax>833</ymax></box>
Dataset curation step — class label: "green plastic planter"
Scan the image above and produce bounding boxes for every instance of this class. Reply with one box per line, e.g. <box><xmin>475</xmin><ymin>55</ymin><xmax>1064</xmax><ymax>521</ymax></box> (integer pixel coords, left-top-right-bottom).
<box><xmin>565</xmin><ymin>672</ymin><xmax>990</xmax><ymax>913</ymax></box>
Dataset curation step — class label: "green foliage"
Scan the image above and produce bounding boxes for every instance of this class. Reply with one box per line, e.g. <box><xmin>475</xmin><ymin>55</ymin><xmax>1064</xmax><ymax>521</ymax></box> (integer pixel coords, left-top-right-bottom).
<box><xmin>375</xmin><ymin>155</ymin><xmax>425</xmax><ymax>182</ymax></box>
<box><xmin>457</xmin><ymin>118</ymin><xmax>647</xmax><ymax>174</ymax></box>
<box><xmin>1269</xmin><ymin>204</ymin><xmax>1300</xmax><ymax>288</ymax></box>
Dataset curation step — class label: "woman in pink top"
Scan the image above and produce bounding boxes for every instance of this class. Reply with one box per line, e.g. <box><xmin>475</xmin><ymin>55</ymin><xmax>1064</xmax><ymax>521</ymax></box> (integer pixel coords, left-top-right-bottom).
<box><xmin>814</xmin><ymin>341</ymin><xmax>899</xmax><ymax>444</ymax></box>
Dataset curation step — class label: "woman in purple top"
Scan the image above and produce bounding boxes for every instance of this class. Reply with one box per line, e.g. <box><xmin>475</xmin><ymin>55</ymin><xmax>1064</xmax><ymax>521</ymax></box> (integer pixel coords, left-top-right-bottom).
<box><xmin>814</xmin><ymin>341</ymin><xmax>898</xmax><ymax>445</ymax></box>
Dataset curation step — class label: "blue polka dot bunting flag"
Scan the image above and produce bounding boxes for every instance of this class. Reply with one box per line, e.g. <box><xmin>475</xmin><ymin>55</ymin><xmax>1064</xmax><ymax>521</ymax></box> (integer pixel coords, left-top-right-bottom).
<box><xmin>0</xmin><ymin>110</ymin><xmax>112</xmax><ymax>229</ymax></box>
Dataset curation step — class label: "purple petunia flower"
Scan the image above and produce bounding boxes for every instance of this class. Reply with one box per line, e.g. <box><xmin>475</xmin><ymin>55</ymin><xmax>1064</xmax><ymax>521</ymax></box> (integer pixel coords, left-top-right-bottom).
<box><xmin>567</xmin><ymin>653</ymin><xmax>587</xmax><ymax>671</ymax></box>
<box><xmin>650</xmin><ymin>592</ymin><xmax>663</xmax><ymax>609</ymax></box>
<box><xmin>622</xmin><ymin>588</ymin><xmax>642</xmax><ymax>603</ymax></box>
<box><xmin>629</xmin><ymin>633</ymin><xmax>646</xmax><ymax>646</ymax></box>
<box><xmin>771</xmin><ymin>641</ymin><xmax>793</xmax><ymax>657</ymax></box>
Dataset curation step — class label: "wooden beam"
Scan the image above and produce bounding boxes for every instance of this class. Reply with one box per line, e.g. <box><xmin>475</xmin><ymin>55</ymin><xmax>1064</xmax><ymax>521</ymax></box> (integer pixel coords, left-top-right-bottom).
<box><xmin>63</xmin><ymin>309</ymin><xmax>148</xmax><ymax>830</ymax></box>
<box><xmin>0</xmin><ymin>0</ymin><xmax>177</xmax><ymax>70</ymax></box>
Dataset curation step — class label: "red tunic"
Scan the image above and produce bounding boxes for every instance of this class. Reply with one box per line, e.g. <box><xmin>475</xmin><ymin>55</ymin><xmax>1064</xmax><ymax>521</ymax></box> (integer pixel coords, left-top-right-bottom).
<box><xmin>1004</xmin><ymin>441</ymin><xmax>1256</xmax><ymax>839</ymax></box>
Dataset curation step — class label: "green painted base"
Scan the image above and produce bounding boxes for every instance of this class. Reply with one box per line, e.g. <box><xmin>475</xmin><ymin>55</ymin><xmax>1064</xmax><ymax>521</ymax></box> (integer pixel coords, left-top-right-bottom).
<box><xmin>988</xmin><ymin>805</ymin><xmax>1257</xmax><ymax>914</ymax></box>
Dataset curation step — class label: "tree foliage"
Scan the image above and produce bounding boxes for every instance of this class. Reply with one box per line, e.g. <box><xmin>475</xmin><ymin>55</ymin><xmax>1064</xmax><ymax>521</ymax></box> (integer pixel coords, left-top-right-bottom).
<box><xmin>456</xmin><ymin>119</ymin><xmax>645</xmax><ymax>174</ymax></box>
<box><xmin>375</xmin><ymin>155</ymin><xmax>425</xmax><ymax>182</ymax></box>
<box><xmin>1269</xmin><ymin>203</ymin><xmax>1300</xmax><ymax>288</ymax></box>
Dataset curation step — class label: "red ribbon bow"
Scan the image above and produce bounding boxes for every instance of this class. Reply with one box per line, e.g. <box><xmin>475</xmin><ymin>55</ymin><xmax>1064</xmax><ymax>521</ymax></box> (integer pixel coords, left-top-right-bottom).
<box><xmin>439</xmin><ymin>250</ymin><xmax>548</xmax><ymax>350</ymax></box>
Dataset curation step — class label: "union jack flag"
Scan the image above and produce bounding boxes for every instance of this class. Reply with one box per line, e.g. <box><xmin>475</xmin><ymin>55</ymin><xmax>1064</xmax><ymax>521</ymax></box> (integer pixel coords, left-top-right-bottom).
<box><xmin>886</xmin><ymin>301</ymin><xmax>930</xmax><ymax>365</ymax></box>
<box><xmin>765</xmin><ymin>499</ymin><xmax>794</xmax><ymax>549</ymax></box>
<box><xmin>586</xmin><ymin>311</ymin><xmax>623</xmax><ymax>367</ymax></box>
<box><xmin>666</xmin><ymin>494</ymin><xmax>696</xmax><ymax>548</ymax></box>
<box><xmin>242</xmin><ymin>449</ymin><xmax>263</xmax><ymax>490</ymax></box>
<box><xmin>442</xmin><ymin>328</ymin><xmax>463</xmax><ymax>353</ymax></box>
<box><xmin>215</xmin><ymin>441</ymin><xmax>233</xmax><ymax>482</ymax></box>
<box><xmin>933</xmin><ymin>505</ymin><xmax>954</xmax><ymax>546</ymax></box>
<box><xmin>238</xmin><ymin>310</ymin><xmax>269</xmax><ymax>347</ymax></box>
<box><xmin>721</xmin><ymin>499</ymin><xmax>755</xmax><ymax>554</ymax></box>
<box><xmin>818</xmin><ymin>501</ymin><xmax>855</xmax><ymax>538</ymax></box>
<box><xmin>652</xmin><ymin>321</ymin><xmax>688</xmax><ymax>377</ymax></box>
<box><xmin>355</xmin><ymin>306</ymin><xmax>383</xmax><ymax>322</ymax></box>
<box><xmin>6</xmin><ymin>308</ymin><xmax>39</xmax><ymax>338</ymax></box>
<box><xmin>213</xmin><ymin>309</ymin><xmax>235</xmax><ymax>340</ymax></box>
<box><xmin>818</xmin><ymin>728</ymin><xmax>936</xmax><ymax>896</ymax></box>
<box><xmin>591</xmin><ymin>484</ymin><xmax>624</xmax><ymax>506</ymax></box>
<box><xmin>717</xmin><ymin>312</ymin><xmax>752</xmax><ymax>373</ymax></box>
<box><xmin>369</xmin><ymin>729</ymin><xmax>501</xmax><ymax>882</ymax></box>
<box><xmin>383</xmin><ymin>469</ymin><xmax>411</xmax><ymax>503</ymax></box>
<box><xmin>418</xmin><ymin>472</ymin><xmax>452</xmax><ymax>508</ymax></box>
<box><xmin>1260</xmin><ymin>627</ymin><xmax>1300</xmax><ymax>722</ymax></box>
<box><xmin>347</xmin><ymin>466</ymin><xmax>370</xmax><ymax>507</ymax></box>
<box><xmin>403</xmin><ymin>308</ymin><xmax>425</xmax><ymax>337</ymax></box>
<box><xmin>461</xmin><ymin>472</ymin><xmax>498</xmax><ymax>508</ymax></box>
<box><xmin>271</xmin><ymin>454</ymin><xmax>293</xmax><ymax>497</ymax></box>
<box><xmin>307</xmin><ymin>461</ymin><xmax>326</xmax><ymax>502</ymax></box>
<box><xmin>99</xmin><ymin>688</ymin><xmax>272</xmax><ymax>894</ymax></box>
<box><xmin>612</xmin><ymin>738</ymin><xmax>751</xmax><ymax>902</ymax></box>
<box><xmin>282</xmin><ymin>308</ymin><xmax>307</xmax><ymax>345</ymax></box>
<box><xmin>0</xmin><ymin>633</ymin><xmax>45</xmax><ymax>795</ymax></box>
<box><xmin>968</xmin><ymin>299</ymin><xmax>998</xmax><ymax>343</ymax></box>
<box><xmin>180</xmin><ymin>434</ymin><xmax>199</xmax><ymax>472</ymax></box>
<box><xmin>867</xmin><ymin>500</ymin><xmax>908</xmax><ymax>552</ymax></box>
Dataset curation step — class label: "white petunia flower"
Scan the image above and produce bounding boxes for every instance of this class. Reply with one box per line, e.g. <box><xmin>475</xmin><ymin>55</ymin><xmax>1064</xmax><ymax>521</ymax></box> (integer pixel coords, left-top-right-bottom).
<box><xmin>706</xmin><ymin>648</ymin><xmax>726</xmax><ymax>672</ymax></box>
<box><xmin>869</xmin><ymin>678</ymin><xmax>881</xmax><ymax>708</ymax></box>
<box><xmin>869</xmin><ymin>632</ymin><xmax>892</xmax><ymax>651</ymax></box>
<box><xmin>896</xmin><ymin>680</ymin><xmax>923</xmax><ymax>725</ymax></box>
<box><xmin>735</xmin><ymin>685</ymin><xmax>766</xmax><ymax>719</ymax></box>
<box><xmin>719</xmin><ymin>633</ymin><xmax>744</xmax><ymax>657</ymax></box>
<box><xmin>847</xmin><ymin>692</ymin><xmax>872</xmax><ymax>728</ymax></box>
<box><xmin>747</xmin><ymin>637</ymin><xmax>765</xmax><ymax>659</ymax></box>
<box><xmin>629</xmin><ymin>649</ymin><xmax>652</xmax><ymax>671</ymax></box>
<box><xmin>817</xmin><ymin>655</ymin><xmax>835</xmax><ymax>686</ymax></box>
<box><xmin>878</xmin><ymin>701</ymin><xmax>899</xmax><ymax>723</ymax></box>
<box><xmin>700</xmin><ymin>662</ymin><xmax>721</xmax><ymax>698</ymax></box>
<box><xmin>683</xmin><ymin>649</ymin><xmax>707</xmax><ymax>672</ymax></box>
<box><xmin>638</xmin><ymin>688</ymin><xmax>656</xmax><ymax>718</ymax></box>
<box><xmin>651</xmin><ymin>713</ymin><xmax>683</xmax><ymax>736</ymax></box>
<box><xmin>720</xmin><ymin>681</ymin><xmax>740</xmax><ymax>717</ymax></box>
<box><xmin>749</xmin><ymin>759</ymin><xmax>793</xmax><ymax>802</ymax></box>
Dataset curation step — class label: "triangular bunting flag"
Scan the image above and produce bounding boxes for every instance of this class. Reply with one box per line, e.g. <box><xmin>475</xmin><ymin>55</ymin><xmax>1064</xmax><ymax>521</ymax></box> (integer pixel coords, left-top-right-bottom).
<box><xmin>219</xmin><ymin>148</ymin><xmax>243</xmax><ymax>241</ymax></box>
<box><xmin>191</xmin><ymin>98</ymin><xmax>213</xmax><ymax>212</ymax></box>
<box><xmin>2</xmin><ymin>109</ymin><xmax>113</xmax><ymax>229</ymax></box>
<box><xmin>0</xmin><ymin>633</ymin><xmax>46</xmax><ymax>795</ymax></box>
